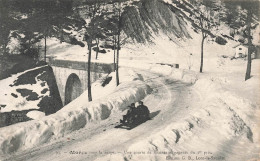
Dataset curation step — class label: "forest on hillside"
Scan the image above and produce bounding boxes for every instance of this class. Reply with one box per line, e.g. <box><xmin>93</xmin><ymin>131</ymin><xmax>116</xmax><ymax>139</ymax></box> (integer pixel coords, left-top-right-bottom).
<box><xmin>0</xmin><ymin>0</ymin><xmax>259</xmax><ymax>82</ymax></box>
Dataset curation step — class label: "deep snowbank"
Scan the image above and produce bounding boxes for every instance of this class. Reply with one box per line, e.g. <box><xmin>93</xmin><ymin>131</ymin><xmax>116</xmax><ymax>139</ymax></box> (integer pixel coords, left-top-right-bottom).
<box><xmin>0</xmin><ymin>70</ymin><xmax>152</xmax><ymax>155</ymax></box>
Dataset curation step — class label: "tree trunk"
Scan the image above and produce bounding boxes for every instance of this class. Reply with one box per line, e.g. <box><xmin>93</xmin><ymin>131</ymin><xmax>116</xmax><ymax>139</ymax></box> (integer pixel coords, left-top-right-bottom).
<box><xmin>44</xmin><ymin>34</ymin><xmax>47</xmax><ymax>62</ymax></box>
<box><xmin>245</xmin><ymin>11</ymin><xmax>253</xmax><ymax>81</ymax></box>
<box><xmin>116</xmin><ymin>33</ymin><xmax>120</xmax><ymax>86</ymax></box>
<box><xmin>95</xmin><ymin>38</ymin><xmax>99</xmax><ymax>59</ymax></box>
<box><xmin>245</xmin><ymin>45</ymin><xmax>252</xmax><ymax>81</ymax></box>
<box><xmin>200</xmin><ymin>34</ymin><xmax>205</xmax><ymax>73</ymax></box>
<box><xmin>88</xmin><ymin>42</ymin><xmax>92</xmax><ymax>101</ymax></box>
<box><xmin>113</xmin><ymin>36</ymin><xmax>116</xmax><ymax>71</ymax></box>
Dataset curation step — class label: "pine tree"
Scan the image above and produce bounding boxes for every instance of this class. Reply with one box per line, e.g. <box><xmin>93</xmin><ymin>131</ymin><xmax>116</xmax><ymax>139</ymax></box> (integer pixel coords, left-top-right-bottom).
<box><xmin>103</xmin><ymin>9</ymin><xmax>119</xmax><ymax>71</ymax></box>
<box><xmin>75</xmin><ymin>0</ymin><xmax>105</xmax><ymax>101</ymax></box>
<box><xmin>0</xmin><ymin>0</ymin><xmax>17</xmax><ymax>55</ymax></box>
<box><xmin>109</xmin><ymin>0</ymin><xmax>128</xmax><ymax>86</ymax></box>
<box><xmin>115</xmin><ymin>1</ymin><xmax>123</xmax><ymax>86</ymax></box>
<box><xmin>8</xmin><ymin>0</ymin><xmax>75</xmax><ymax>60</ymax></box>
<box><xmin>92</xmin><ymin>15</ymin><xmax>107</xmax><ymax>60</ymax></box>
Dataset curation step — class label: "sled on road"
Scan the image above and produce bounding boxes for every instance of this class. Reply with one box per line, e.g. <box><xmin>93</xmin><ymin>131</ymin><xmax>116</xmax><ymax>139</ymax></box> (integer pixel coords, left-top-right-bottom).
<box><xmin>115</xmin><ymin>116</ymin><xmax>151</xmax><ymax>130</ymax></box>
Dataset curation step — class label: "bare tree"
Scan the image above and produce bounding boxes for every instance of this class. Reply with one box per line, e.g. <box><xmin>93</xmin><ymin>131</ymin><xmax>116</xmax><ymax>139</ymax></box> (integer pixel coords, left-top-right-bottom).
<box><xmin>113</xmin><ymin>0</ymin><xmax>130</xmax><ymax>86</ymax></box>
<box><xmin>77</xmin><ymin>0</ymin><xmax>104</xmax><ymax>101</ymax></box>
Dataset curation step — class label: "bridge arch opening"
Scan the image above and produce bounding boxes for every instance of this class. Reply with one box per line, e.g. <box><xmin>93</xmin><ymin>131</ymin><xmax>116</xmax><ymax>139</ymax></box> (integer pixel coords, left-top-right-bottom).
<box><xmin>65</xmin><ymin>73</ymin><xmax>82</xmax><ymax>105</ymax></box>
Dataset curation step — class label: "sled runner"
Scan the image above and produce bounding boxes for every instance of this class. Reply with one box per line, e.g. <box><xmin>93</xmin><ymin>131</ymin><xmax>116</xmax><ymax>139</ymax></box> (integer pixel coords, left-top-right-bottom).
<box><xmin>115</xmin><ymin>116</ymin><xmax>151</xmax><ymax>130</ymax></box>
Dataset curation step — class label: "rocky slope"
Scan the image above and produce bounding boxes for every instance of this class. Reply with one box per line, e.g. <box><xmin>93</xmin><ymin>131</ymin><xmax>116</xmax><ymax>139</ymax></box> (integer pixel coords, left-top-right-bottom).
<box><xmin>122</xmin><ymin>0</ymin><xmax>191</xmax><ymax>43</ymax></box>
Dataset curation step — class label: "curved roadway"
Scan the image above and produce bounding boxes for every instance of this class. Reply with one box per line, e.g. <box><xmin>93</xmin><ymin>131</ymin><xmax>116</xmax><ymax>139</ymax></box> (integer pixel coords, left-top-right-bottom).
<box><xmin>4</xmin><ymin>69</ymin><xmax>193</xmax><ymax>161</ymax></box>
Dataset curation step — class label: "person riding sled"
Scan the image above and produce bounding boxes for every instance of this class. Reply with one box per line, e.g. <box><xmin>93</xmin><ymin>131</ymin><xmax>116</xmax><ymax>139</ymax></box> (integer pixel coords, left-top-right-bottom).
<box><xmin>120</xmin><ymin>101</ymin><xmax>150</xmax><ymax>126</ymax></box>
<box><xmin>120</xmin><ymin>103</ymin><xmax>136</xmax><ymax>124</ymax></box>
<box><xmin>136</xmin><ymin>101</ymin><xmax>150</xmax><ymax>123</ymax></box>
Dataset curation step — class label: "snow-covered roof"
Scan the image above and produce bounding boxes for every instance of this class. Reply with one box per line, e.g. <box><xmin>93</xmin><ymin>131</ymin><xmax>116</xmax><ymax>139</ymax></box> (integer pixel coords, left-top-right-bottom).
<box><xmin>233</xmin><ymin>44</ymin><xmax>258</xmax><ymax>48</ymax></box>
<box><xmin>233</xmin><ymin>44</ymin><xmax>248</xmax><ymax>48</ymax></box>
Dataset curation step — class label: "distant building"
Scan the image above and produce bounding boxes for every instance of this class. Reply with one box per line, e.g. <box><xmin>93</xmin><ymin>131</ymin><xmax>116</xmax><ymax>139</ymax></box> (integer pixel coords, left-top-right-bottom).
<box><xmin>233</xmin><ymin>44</ymin><xmax>248</xmax><ymax>58</ymax></box>
<box><xmin>233</xmin><ymin>44</ymin><xmax>260</xmax><ymax>59</ymax></box>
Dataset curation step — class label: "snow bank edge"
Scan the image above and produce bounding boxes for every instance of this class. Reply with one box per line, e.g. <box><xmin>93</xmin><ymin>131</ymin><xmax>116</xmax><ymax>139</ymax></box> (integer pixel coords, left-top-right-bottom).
<box><xmin>0</xmin><ymin>80</ymin><xmax>152</xmax><ymax>155</ymax></box>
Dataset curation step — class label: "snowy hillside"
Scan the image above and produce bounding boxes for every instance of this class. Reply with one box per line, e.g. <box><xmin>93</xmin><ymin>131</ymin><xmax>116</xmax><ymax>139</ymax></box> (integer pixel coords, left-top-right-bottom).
<box><xmin>0</xmin><ymin>66</ymin><xmax>63</xmax><ymax>127</ymax></box>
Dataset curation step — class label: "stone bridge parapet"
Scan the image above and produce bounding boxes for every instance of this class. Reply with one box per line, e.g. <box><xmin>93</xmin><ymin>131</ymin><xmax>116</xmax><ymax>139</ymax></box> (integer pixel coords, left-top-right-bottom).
<box><xmin>49</xmin><ymin>59</ymin><xmax>113</xmax><ymax>105</ymax></box>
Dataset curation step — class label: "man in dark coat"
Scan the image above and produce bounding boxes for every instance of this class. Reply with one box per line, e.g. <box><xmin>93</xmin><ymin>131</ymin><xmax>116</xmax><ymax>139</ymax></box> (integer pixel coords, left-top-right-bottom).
<box><xmin>136</xmin><ymin>101</ymin><xmax>150</xmax><ymax>122</ymax></box>
<box><xmin>120</xmin><ymin>103</ymin><xmax>136</xmax><ymax>124</ymax></box>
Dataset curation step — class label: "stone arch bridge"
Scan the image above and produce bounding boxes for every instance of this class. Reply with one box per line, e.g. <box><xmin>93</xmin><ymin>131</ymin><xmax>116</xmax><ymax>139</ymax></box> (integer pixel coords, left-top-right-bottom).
<box><xmin>48</xmin><ymin>59</ymin><xmax>113</xmax><ymax>105</ymax></box>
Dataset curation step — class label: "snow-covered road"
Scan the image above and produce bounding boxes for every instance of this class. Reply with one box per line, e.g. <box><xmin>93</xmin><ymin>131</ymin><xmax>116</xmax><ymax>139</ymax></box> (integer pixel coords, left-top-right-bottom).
<box><xmin>3</xmin><ymin>67</ymin><xmax>259</xmax><ymax>161</ymax></box>
<box><xmin>4</xmin><ymin>69</ymin><xmax>194</xmax><ymax>161</ymax></box>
